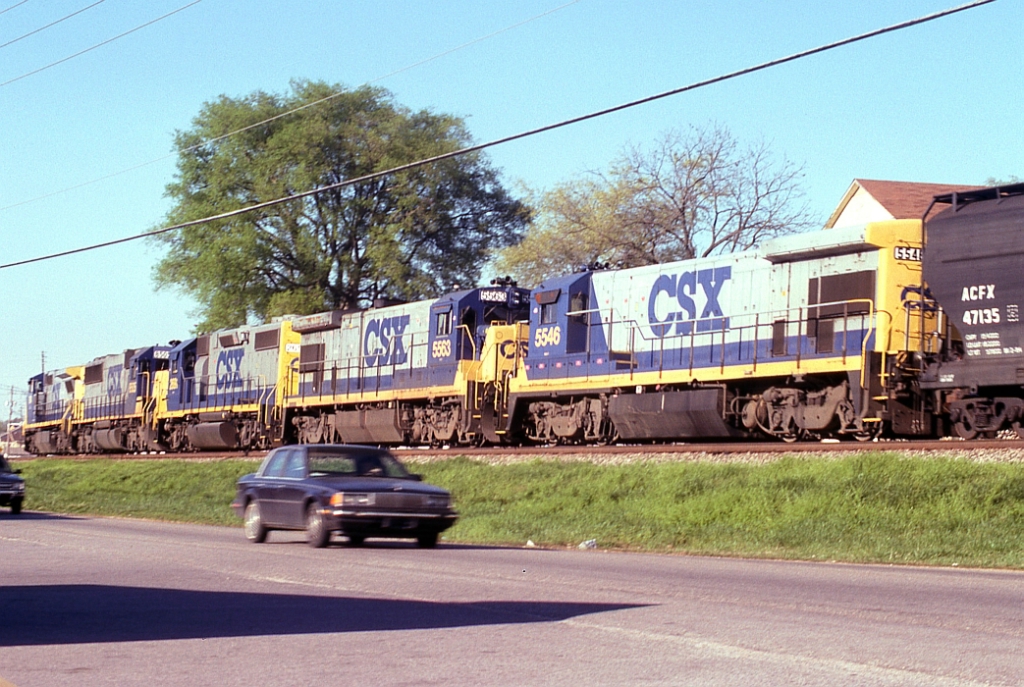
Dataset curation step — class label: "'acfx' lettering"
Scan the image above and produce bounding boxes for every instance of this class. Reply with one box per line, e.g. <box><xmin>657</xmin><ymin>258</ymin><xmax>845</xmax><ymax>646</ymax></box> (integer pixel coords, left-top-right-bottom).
<box><xmin>364</xmin><ymin>315</ymin><xmax>411</xmax><ymax>367</ymax></box>
<box><xmin>648</xmin><ymin>266</ymin><xmax>732</xmax><ymax>337</ymax></box>
<box><xmin>962</xmin><ymin>284</ymin><xmax>995</xmax><ymax>301</ymax></box>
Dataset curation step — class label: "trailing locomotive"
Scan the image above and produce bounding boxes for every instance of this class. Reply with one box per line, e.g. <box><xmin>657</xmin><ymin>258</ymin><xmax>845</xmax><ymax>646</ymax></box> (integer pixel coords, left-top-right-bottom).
<box><xmin>25</xmin><ymin>345</ymin><xmax>172</xmax><ymax>454</ymax></box>
<box><xmin>285</xmin><ymin>282</ymin><xmax>530</xmax><ymax>446</ymax></box>
<box><xmin>157</xmin><ymin>319</ymin><xmax>301</xmax><ymax>451</ymax></box>
<box><xmin>21</xmin><ymin>183</ymin><xmax>1024</xmax><ymax>453</ymax></box>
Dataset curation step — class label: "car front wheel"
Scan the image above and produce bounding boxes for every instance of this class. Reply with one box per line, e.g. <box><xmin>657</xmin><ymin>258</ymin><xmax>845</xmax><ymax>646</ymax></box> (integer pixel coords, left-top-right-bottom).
<box><xmin>244</xmin><ymin>500</ymin><xmax>267</xmax><ymax>543</ymax></box>
<box><xmin>416</xmin><ymin>532</ymin><xmax>438</xmax><ymax>548</ymax></box>
<box><xmin>305</xmin><ymin>503</ymin><xmax>330</xmax><ymax>548</ymax></box>
<box><xmin>10</xmin><ymin>499</ymin><xmax>22</xmax><ymax>515</ymax></box>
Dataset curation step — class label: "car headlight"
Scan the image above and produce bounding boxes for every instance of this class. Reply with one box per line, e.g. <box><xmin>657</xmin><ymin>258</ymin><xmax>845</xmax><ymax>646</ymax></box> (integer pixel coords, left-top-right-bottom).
<box><xmin>16</xmin><ymin>482</ymin><xmax>24</xmax><ymax>492</ymax></box>
<box><xmin>426</xmin><ymin>494</ymin><xmax>450</xmax><ymax>508</ymax></box>
<box><xmin>330</xmin><ymin>492</ymin><xmax>375</xmax><ymax>507</ymax></box>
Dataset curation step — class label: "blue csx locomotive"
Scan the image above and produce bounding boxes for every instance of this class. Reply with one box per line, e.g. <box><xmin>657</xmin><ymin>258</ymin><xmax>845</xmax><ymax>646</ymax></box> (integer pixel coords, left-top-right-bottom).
<box><xmin>22</xmin><ymin>183</ymin><xmax>1024</xmax><ymax>453</ymax></box>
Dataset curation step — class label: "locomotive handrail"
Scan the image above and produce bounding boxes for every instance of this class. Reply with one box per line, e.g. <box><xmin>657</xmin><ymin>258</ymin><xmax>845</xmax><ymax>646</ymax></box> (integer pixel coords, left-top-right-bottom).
<box><xmin>185</xmin><ymin>372</ymin><xmax>270</xmax><ymax>412</ymax></box>
<box><xmin>258</xmin><ymin>383</ymin><xmax>276</xmax><ymax>426</ymax></box>
<box><xmin>457</xmin><ymin>323</ymin><xmax>477</xmax><ymax>361</ymax></box>
<box><xmin>868</xmin><ymin>308</ymin><xmax>894</xmax><ymax>394</ymax></box>
<box><xmin>560</xmin><ymin>296</ymin><xmax>878</xmax><ymax>381</ymax></box>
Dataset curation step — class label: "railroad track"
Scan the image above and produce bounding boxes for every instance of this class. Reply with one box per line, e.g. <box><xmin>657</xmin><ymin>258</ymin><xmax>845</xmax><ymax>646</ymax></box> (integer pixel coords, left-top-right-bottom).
<box><xmin>12</xmin><ymin>436</ymin><xmax>1024</xmax><ymax>463</ymax></box>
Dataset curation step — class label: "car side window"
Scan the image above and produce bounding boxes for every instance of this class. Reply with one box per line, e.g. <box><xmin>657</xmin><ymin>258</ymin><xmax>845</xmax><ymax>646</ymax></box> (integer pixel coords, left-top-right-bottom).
<box><xmin>309</xmin><ymin>455</ymin><xmax>356</xmax><ymax>475</ymax></box>
<box><xmin>284</xmin><ymin>450</ymin><xmax>306</xmax><ymax>479</ymax></box>
<box><xmin>263</xmin><ymin>451</ymin><xmax>288</xmax><ymax>477</ymax></box>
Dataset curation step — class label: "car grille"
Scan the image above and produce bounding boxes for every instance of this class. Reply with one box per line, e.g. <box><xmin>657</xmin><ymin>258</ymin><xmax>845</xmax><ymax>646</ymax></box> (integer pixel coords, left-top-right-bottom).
<box><xmin>374</xmin><ymin>492</ymin><xmax>432</xmax><ymax>510</ymax></box>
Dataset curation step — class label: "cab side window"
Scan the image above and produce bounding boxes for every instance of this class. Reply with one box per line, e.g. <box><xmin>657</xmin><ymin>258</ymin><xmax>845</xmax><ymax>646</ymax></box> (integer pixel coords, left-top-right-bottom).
<box><xmin>436</xmin><ymin>310</ymin><xmax>452</xmax><ymax>336</ymax></box>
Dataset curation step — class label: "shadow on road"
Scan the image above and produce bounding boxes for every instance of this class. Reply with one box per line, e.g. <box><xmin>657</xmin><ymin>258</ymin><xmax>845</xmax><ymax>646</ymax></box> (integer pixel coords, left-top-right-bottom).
<box><xmin>0</xmin><ymin>511</ymin><xmax>82</xmax><ymax>521</ymax></box>
<box><xmin>0</xmin><ymin>585</ymin><xmax>646</xmax><ymax>646</ymax></box>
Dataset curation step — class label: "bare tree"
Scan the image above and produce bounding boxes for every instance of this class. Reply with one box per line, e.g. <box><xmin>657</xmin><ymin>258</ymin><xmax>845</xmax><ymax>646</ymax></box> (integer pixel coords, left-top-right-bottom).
<box><xmin>495</xmin><ymin>125</ymin><xmax>814</xmax><ymax>286</ymax></box>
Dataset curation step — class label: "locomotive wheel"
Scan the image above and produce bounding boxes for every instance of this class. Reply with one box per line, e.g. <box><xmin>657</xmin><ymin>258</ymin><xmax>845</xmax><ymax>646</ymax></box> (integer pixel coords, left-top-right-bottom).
<box><xmin>954</xmin><ymin>418</ymin><xmax>978</xmax><ymax>440</ymax></box>
<box><xmin>1013</xmin><ymin>421</ymin><xmax>1024</xmax><ymax>440</ymax></box>
<box><xmin>853</xmin><ymin>424</ymin><xmax>881</xmax><ymax>442</ymax></box>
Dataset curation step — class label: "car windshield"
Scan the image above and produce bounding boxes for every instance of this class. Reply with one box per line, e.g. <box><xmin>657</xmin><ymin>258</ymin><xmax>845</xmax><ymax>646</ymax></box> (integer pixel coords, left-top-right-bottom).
<box><xmin>307</xmin><ymin>448</ymin><xmax>410</xmax><ymax>479</ymax></box>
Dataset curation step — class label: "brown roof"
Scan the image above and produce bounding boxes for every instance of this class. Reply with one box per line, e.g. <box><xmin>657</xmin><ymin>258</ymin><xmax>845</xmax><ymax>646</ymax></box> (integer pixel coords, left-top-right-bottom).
<box><xmin>853</xmin><ymin>179</ymin><xmax>984</xmax><ymax>220</ymax></box>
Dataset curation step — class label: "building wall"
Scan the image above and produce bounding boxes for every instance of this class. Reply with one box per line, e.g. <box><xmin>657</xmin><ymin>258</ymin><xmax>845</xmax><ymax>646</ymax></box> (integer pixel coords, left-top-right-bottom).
<box><xmin>830</xmin><ymin>186</ymin><xmax>893</xmax><ymax>228</ymax></box>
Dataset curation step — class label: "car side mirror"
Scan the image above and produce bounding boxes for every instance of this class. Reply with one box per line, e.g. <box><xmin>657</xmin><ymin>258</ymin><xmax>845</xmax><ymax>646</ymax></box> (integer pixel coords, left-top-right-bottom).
<box><xmin>14</xmin><ymin>469</ymin><xmax>21</xmax><ymax>474</ymax></box>
<box><xmin>408</xmin><ymin>473</ymin><xmax>423</xmax><ymax>481</ymax></box>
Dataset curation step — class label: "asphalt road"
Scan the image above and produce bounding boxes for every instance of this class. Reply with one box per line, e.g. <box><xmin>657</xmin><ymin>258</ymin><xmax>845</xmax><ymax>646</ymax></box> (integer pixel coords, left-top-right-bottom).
<box><xmin>1</xmin><ymin>512</ymin><xmax>1022</xmax><ymax>687</ymax></box>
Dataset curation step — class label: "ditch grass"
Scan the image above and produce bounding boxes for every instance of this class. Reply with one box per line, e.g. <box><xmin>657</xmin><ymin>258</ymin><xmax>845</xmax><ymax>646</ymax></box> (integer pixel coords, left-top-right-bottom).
<box><xmin>15</xmin><ymin>452</ymin><xmax>1024</xmax><ymax>568</ymax></box>
<box><xmin>20</xmin><ymin>459</ymin><xmax>258</xmax><ymax>526</ymax></box>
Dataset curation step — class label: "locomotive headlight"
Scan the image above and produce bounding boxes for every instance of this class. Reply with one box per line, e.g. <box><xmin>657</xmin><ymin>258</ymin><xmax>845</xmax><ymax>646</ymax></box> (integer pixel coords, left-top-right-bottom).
<box><xmin>331</xmin><ymin>492</ymin><xmax>374</xmax><ymax>507</ymax></box>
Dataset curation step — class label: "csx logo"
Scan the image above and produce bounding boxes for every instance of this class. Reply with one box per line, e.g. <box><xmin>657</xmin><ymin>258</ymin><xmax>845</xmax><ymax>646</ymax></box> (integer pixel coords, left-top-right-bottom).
<box><xmin>648</xmin><ymin>266</ymin><xmax>731</xmax><ymax>337</ymax></box>
<box><xmin>216</xmin><ymin>349</ymin><xmax>245</xmax><ymax>390</ymax></box>
<box><xmin>106</xmin><ymin>365</ymin><xmax>123</xmax><ymax>398</ymax></box>
<box><xmin>499</xmin><ymin>340</ymin><xmax>527</xmax><ymax>359</ymax></box>
<box><xmin>364</xmin><ymin>315</ymin><xmax>410</xmax><ymax>367</ymax></box>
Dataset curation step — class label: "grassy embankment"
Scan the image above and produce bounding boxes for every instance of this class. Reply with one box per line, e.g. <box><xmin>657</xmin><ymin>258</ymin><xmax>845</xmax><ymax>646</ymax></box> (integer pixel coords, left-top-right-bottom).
<box><xmin>15</xmin><ymin>452</ymin><xmax>1024</xmax><ymax>568</ymax></box>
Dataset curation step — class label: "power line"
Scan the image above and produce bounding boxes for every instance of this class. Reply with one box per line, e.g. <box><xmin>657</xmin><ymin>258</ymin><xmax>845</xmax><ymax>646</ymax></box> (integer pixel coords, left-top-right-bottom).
<box><xmin>0</xmin><ymin>0</ymin><xmax>201</xmax><ymax>88</ymax></box>
<box><xmin>0</xmin><ymin>0</ymin><xmax>996</xmax><ymax>272</ymax></box>
<box><xmin>0</xmin><ymin>0</ymin><xmax>582</xmax><ymax>213</ymax></box>
<box><xmin>0</xmin><ymin>1</ymin><xmax>29</xmax><ymax>16</ymax></box>
<box><xmin>0</xmin><ymin>0</ymin><xmax>106</xmax><ymax>50</ymax></box>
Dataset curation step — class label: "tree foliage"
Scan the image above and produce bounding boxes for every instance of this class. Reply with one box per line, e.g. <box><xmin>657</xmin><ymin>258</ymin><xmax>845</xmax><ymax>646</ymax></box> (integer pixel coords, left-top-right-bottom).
<box><xmin>153</xmin><ymin>80</ymin><xmax>530</xmax><ymax>331</ymax></box>
<box><xmin>984</xmin><ymin>175</ymin><xmax>1022</xmax><ymax>186</ymax></box>
<box><xmin>494</xmin><ymin>125</ymin><xmax>813</xmax><ymax>286</ymax></box>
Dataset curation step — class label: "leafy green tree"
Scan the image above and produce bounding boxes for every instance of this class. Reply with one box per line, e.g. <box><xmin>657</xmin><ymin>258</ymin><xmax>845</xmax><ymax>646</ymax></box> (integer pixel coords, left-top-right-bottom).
<box><xmin>984</xmin><ymin>175</ymin><xmax>1022</xmax><ymax>186</ymax></box>
<box><xmin>495</xmin><ymin>125</ymin><xmax>813</xmax><ymax>286</ymax></box>
<box><xmin>154</xmin><ymin>80</ymin><xmax>530</xmax><ymax>331</ymax></box>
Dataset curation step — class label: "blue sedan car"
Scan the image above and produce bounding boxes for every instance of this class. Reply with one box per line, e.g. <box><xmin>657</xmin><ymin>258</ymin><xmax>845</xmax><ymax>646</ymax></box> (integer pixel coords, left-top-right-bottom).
<box><xmin>232</xmin><ymin>445</ymin><xmax>457</xmax><ymax>548</ymax></box>
<box><xmin>0</xmin><ymin>455</ymin><xmax>25</xmax><ymax>514</ymax></box>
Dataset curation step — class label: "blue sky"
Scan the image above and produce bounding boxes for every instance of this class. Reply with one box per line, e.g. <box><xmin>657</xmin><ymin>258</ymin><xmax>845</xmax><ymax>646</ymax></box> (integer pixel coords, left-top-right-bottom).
<box><xmin>1</xmin><ymin>0</ymin><xmax>1020</xmax><ymax>404</ymax></box>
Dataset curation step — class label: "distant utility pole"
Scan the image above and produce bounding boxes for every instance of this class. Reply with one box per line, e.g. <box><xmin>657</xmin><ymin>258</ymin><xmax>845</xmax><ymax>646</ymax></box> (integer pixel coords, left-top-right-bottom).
<box><xmin>4</xmin><ymin>386</ymin><xmax>13</xmax><ymax>457</ymax></box>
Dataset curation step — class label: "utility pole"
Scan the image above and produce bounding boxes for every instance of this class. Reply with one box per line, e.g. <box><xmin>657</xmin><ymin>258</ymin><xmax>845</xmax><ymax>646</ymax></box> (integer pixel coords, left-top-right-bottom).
<box><xmin>4</xmin><ymin>387</ymin><xmax>13</xmax><ymax>457</ymax></box>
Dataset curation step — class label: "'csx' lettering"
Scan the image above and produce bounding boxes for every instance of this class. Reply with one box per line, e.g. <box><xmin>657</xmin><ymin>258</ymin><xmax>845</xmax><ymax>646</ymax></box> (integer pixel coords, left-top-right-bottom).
<box><xmin>216</xmin><ymin>349</ymin><xmax>245</xmax><ymax>390</ymax></box>
<box><xmin>364</xmin><ymin>315</ymin><xmax>411</xmax><ymax>367</ymax></box>
<box><xmin>648</xmin><ymin>266</ymin><xmax>732</xmax><ymax>337</ymax></box>
<box><xmin>962</xmin><ymin>284</ymin><xmax>995</xmax><ymax>301</ymax></box>
<box><xmin>107</xmin><ymin>364</ymin><xmax>123</xmax><ymax>398</ymax></box>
